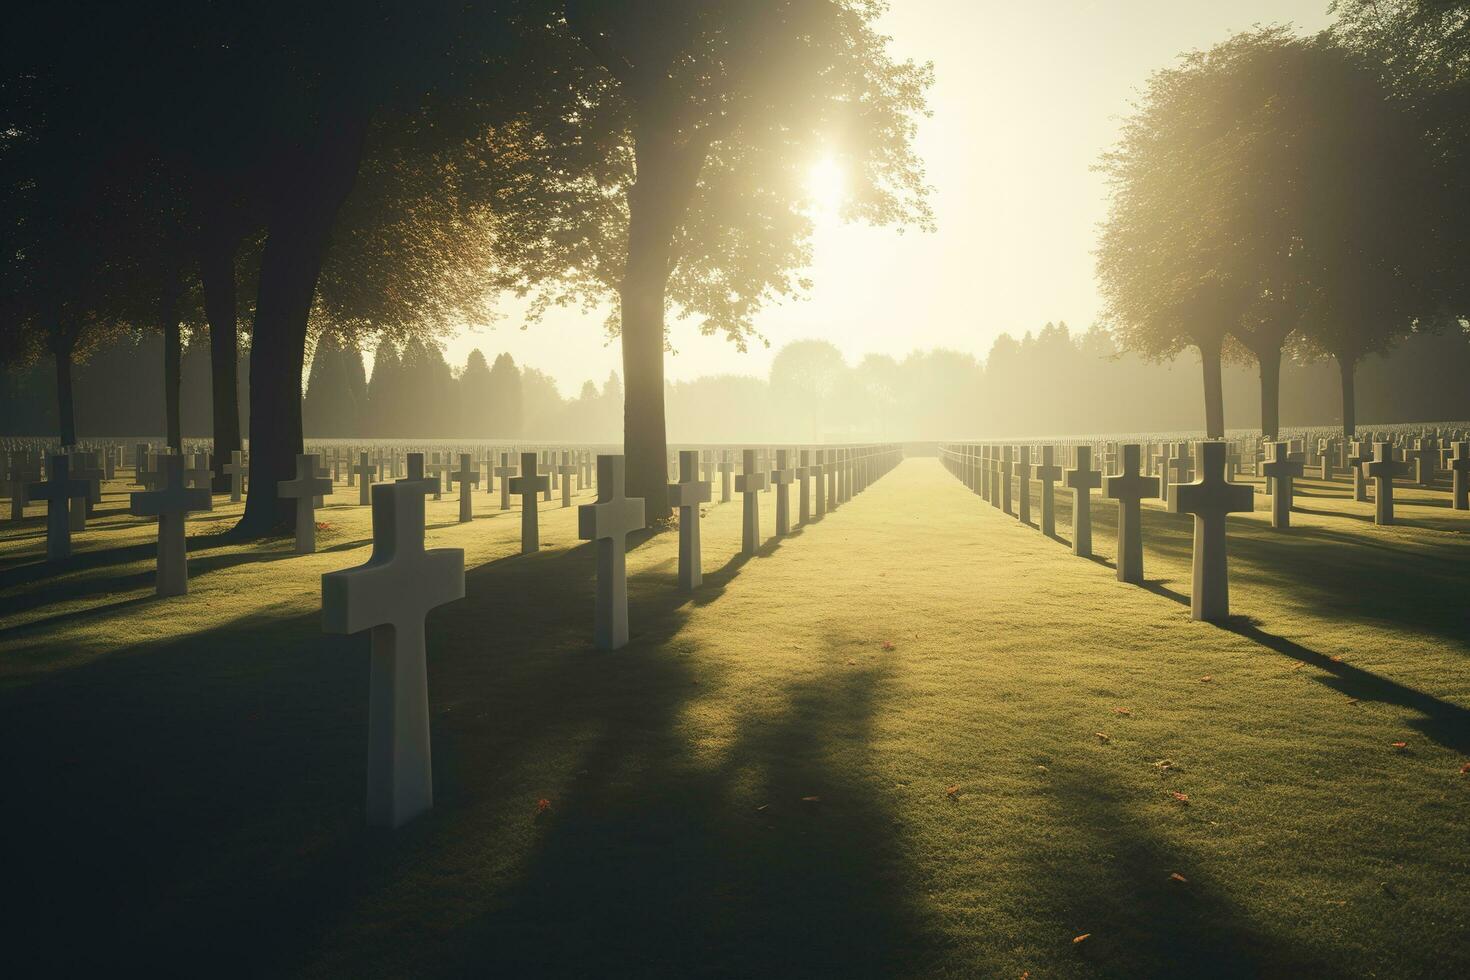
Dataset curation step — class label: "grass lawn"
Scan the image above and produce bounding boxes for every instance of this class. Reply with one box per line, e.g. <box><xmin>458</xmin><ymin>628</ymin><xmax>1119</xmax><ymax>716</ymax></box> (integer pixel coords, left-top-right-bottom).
<box><xmin>1</xmin><ymin>457</ymin><xmax>1466</xmax><ymax>978</ymax></box>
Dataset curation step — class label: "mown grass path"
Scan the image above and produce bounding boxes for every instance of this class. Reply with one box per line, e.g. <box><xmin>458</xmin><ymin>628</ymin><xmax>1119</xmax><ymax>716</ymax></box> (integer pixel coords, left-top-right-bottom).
<box><xmin>1</xmin><ymin>458</ymin><xmax>1466</xmax><ymax>977</ymax></box>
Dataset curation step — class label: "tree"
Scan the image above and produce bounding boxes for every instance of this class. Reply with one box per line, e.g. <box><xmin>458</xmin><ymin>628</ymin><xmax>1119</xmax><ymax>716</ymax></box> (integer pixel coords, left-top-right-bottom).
<box><xmin>770</xmin><ymin>340</ymin><xmax>848</xmax><ymax>441</ymax></box>
<box><xmin>459</xmin><ymin>350</ymin><xmax>495</xmax><ymax>437</ymax></box>
<box><xmin>487</xmin><ymin>353</ymin><xmax>524</xmax><ymax>438</ymax></box>
<box><xmin>1097</xmin><ymin>29</ymin><xmax>1299</xmax><ymax>438</ymax></box>
<box><xmin>483</xmin><ymin>0</ymin><xmax>933</xmax><ymax>516</ymax></box>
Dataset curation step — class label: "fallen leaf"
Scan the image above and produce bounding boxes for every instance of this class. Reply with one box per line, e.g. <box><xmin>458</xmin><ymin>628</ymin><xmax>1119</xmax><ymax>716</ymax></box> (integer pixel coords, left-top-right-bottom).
<box><xmin>1391</xmin><ymin>741</ymin><xmax>1408</xmax><ymax>750</ymax></box>
<box><xmin>1072</xmin><ymin>933</ymin><xmax>1091</xmax><ymax>945</ymax></box>
<box><xmin>845</xmin><ymin>659</ymin><xmax>857</xmax><ymax>666</ymax></box>
<box><xmin>881</xmin><ymin>641</ymin><xmax>896</xmax><ymax>652</ymax></box>
<box><xmin>1154</xmin><ymin>759</ymin><xmax>1174</xmax><ymax>770</ymax></box>
<box><xmin>1170</xmin><ymin>872</ymin><xmax>1188</xmax><ymax>883</ymax></box>
<box><xmin>1094</xmin><ymin>732</ymin><xmax>1111</xmax><ymax>743</ymax></box>
<box><xmin>1459</xmin><ymin>761</ymin><xmax>1470</xmax><ymax>775</ymax></box>
<box><xmin>801</xmin><ymin>795</ymin><xmax>821</xmax><ymax>803</ymax></box>
<box><xmin>1330</xmin><ymin>655</ymin><xmax>1343</xmax><ymax>663</ymax></box>
<box><xmin>945</xmin><ymin>784</ymin><xmax>960</xmax><ymax>797</ymax></box>
<box><xmin>1113</xmin><ymin>707</ymin><xmax>1133</xmax><ymax>716</ymax></box>
<box><xmin>1171</xmin><ymin>791</ymin><xmax>1190</xmax><ymax>804</ymax></box>
<box><xmin>536</xmin><ymin>798</ymin><xmax>551</xmax><ymax>814</ymax></box>
<box><xmin>1036</xmin><ymin>765</ymin><xmax>1049</xmax><ymax>772</ymax></box>
<box><xmin>1200</xmin><ymin>675</ymin><xmax>1213</xmax><ymax>682</ymax></box>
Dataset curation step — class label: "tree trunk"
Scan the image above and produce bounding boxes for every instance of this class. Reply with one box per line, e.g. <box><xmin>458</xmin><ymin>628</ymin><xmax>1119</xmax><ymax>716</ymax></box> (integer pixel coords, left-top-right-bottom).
<box><xmin>1199</xmin><ymin>341</ymin><xmax>1225</xmax><ymax>439</ymax></box>
<box><xmin>162</xmin><ymin>268</ymin><xmax>183</xmax><ymax>453</ymax></box>
<box><xmin>234</xmin><ymin>110</ymin><xmax>367</xmax><ymax>537</ymax></box>
<box><xmin>54</xmin><ymin>342</ymin><xmax>76</xmax><ymax>448</ymax></box>
<box><xmin>1337</xmin><ymin>354</ymin><xmax>1356</xmax><ymax>439</ymax></box>
<box><xmin>201</xmin><ymin>232</ymin><xmax>243</xmax><ymax>490</ymax></box>
<box><xmin>619</xmin><ymin>131</ymin><xmax>704</xmax><ymax>521</ymax></box>
<box><xmin>1257</xmin><ymin>345</ymin><xmax>1282</xmax><ymax>441</ymax></box>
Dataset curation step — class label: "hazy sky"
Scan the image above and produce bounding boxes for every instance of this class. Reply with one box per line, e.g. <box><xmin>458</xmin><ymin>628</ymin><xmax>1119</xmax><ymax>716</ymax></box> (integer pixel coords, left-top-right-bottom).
<box><xmin>441</xmin><ymin>1</ymin><xmax>1334</xmax><ymax>395</ymax></box>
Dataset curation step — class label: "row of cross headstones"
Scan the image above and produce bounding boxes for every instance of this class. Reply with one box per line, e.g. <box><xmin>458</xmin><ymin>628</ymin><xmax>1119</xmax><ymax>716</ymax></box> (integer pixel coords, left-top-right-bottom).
<box><xmin>939</xmin><ymin>434</ymin><xmax>1470</xmax><ymax>624</ymax></box>
<box><xmin>318</xmin><ymin>441</ymin><xmax>900</xmax><ymax>829</ymax></box>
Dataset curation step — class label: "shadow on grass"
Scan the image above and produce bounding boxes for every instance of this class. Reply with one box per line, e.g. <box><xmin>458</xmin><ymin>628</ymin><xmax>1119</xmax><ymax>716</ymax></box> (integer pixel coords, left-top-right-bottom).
<box><xmin>1219</xmin><ymin>618</ymin><xmax>1470</xmax><ymax>754</ymax></box>
<box><xmin>2</xmin><ymin>518</ymin><xmax>925</xmax><ymax>978</ymax></box>
<box><xmin>1031</xmin><ymin>765</ymin><xmax>1343</xmax><ymax>976</ymax></box>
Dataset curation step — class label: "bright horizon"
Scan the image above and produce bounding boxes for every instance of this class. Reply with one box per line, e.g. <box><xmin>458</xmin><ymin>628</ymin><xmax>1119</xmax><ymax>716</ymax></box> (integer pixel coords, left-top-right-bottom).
<box><xmin>438</xmin><ymin>1</ymin><xmax>1334</xmax><ymax>396</ymax></box>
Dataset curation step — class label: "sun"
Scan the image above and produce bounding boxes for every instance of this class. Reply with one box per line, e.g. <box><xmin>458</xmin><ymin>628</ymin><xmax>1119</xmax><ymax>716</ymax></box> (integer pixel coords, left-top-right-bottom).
<box><xmin>805</xmin><ymin>156</ymin><xmax>846</xmax><ymax>214</ymax></box>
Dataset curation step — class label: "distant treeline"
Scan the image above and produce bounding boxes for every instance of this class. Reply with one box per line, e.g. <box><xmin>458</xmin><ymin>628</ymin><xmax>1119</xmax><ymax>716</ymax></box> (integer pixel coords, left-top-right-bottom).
<box><xmin>0</xmin><ymin>331</ymin><xmax>623</xmax><ymax>443</ymax></box>
<box><xmin>4</xmin><ymin>322</ymin><xmax>1468</xmax><ymax>442</ymax></box>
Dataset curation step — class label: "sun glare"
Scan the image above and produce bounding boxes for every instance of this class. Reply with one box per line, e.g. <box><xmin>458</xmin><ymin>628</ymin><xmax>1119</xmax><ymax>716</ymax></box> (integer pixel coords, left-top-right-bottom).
<box><xmin>806</xmin><ymin>156</ymin><xmax>845</xmax><ymax>214</ymax></box>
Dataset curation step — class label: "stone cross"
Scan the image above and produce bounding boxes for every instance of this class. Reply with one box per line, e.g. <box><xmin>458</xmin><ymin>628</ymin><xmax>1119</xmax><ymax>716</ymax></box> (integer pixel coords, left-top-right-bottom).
<box><xmin>278</xmin><ymin>454</ymin><xmax>334</xmax><ymax>554</ymax></box>
<box><xmin>312</xmin><ymin>454</ymin><xmax>331</xmax><ymax>508</ymax></box>
<box><xmin>224</xmin><ymin>450</ymin><xmax>248</xmax><ymax>503</ymax></box>
<box><xmin>494</xmin><ymin>452</ymin><xmax>516</xmax><ymax>510</ymax></box>
<box><xmin>1064</xmin><ymin>445</ymin><xmax>1103</xmax><ymax>557</ymax></box>
<box><xmin>1347</xmin><ymin>441</ymin><xmax>1370</xmax><ymax>503</ymax></box>
<box><xmin>129</xmin><ymin>455</ymin><xmax>212</xmax><ymax>596</ymax></box>
<box><xmin>1365</xmin><ymin>441</ymin><xmax>1407</xmax><ymax>525</ymax></box>
<box><xmin>1164</xmin><ymin>445</ymin><xmax>1192</xmax><ymax>505</ymax></box>
<box><xmin>797</xmin><ymin>449</ymin><xmax>812</xmax><ymax>525</ymax></box>
<box><xmin>980</xmin><ymin>445</ymin><xmax>992</xmax><ymax>502</ymax></box>
<box><xmin>1260</xmin><ymin>441</ymin><xmax>1304</xmax><ymax>530</ymax></box>
<box><xmin>578</xmin><ymin>455</ymin><xmax>646</xmax><ymax>650</ymax></box>
<box><xmin>1035</xmin><ymin>446</ymin><xmax>1062</xmax><ymax>537</ymax></box>
<box><xmin>184</xmin><ymin>452</ymin><xmax>213</xmax><ymax>495</ymax></box>
<box><xmin>1015</xmin><ymin>445</ymin><xmax>1033</xmax><ymax>525</ymax></box>
<box><xmin>1000</xmin><ymin>445</ymin><xmax>1015</xmax><ymax>516</ymax></box>
<box><xmin>668</xmin><ymin>450</ymin><xmax>711</xmax><ymax>590</ymax></box>
<box><xmin>771</xmin><ymin>448</ymin><xmax>795</xmax><ymax>536</ymax></box>
<box><xmin>451</xmin><ymin>453</ymin><xmax>479</xmax><ymax>523</ymax></box>
<box><xmin>1103</xmin><ymin>444</ymin><xmax>1160</xmax><ymax>584</ymax></box>
<box><xmin>1408</xmin><ymin>438</ymin><xmax>1439</xmax><ymax>488</ymax></box>
<box><xmin>27</xmin><ymin>454</ymin><xmax>89</xmax><ymax>560</ymax></box>
<box><xmin>354</xmin><ymin>452</ymin><xmax>377</xmax><ymax>506</ymax></box>
<box><xmin>1169</xmin><ymin>441</ymin><xmax>1255</xmax><ymax>622</ymax></box>
<box><xmin>735</xmin><ymin>448</ymin><xmax>769</xmax><ymax>555</ymax></box>
<box><xmin>322</xmin><ymin>480</ymin><xmax>464</xmax><ymax>828</ymax></box>
<box><xmin>827</xmin><ymin>448</ymin><xmax>840</xmax><ymax>510</ymax></box>
<box><xmin>716</xmin><ymin>450</ymin><xmax>735</xmax><ymax>504</ymax></box>
<box><xmin>811</xmin><ymin>449</ymin><xmax>828</xmax><ymax>518</ymax></box>
<box><xmin>1449</xmin><ymin>441</ymin><xmax>1469</xmax><ymax>510</ymax></box>
<box><xmin>508</xmin><ymin>451</ymin><xmax>550</xmax><ymax>553</ymax></box>
<box><xmin>539</xmin><ymin>451</ymin><xmax>553</xmax><ymax>501</ymax></box>
<box><xmin>426</xmin><ymin>453</ymin><xmax>445</xmax><ymax>500</ymax></box>
<box><xmin>558</xmin><ymin>451</ymin><xmax>578</xmax><ymax>508</ymax></box>
<box><xmin>71</xmin><ymin>452</ymin><xmax>105</xmax><ymax>514</ymax></box>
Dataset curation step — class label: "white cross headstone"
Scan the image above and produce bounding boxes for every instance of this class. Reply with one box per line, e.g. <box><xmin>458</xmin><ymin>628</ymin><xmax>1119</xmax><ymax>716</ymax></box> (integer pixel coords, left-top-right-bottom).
<box><xmin>997</xmin><ymin>446</ymin><xmax>1013</xmax><ymax>516</ymax></box>
<box><xmin>558</xmin><ymin>451</ymin><xmax>578</xmax><ymax>508</ymax></box>
<box><xmin>1407</xmin><ymin>438</ymin><xmax>1439</xmax><ymax>488</ymax></box>
<box><xmin>1347</xmin><ymin>441</ymin><xmax>1370</xmax><ymax>503</ymax></box>
<box><xmin>668</xmin><ymin>449</ymin><xmax>711</xmax><ymax>590</ymax></box>
<box><xmin>508</xmin><ymin>452</ymin><xmax>550</xmax><ymax>553</ymax></box>
<box><xmin>1261</xmin><ymin>441</ymin><xmax>1304</xmax><ymax>529</ymax></box>
<box><xmin>797</xmin><ymin>449</ymin><xmax>813</xmax><ymax>525</ymax></box>
<box><xmin>1448</xmin><ymin>441</ymin><xmax>1469</xmax><ymax>511</ymax></box>
<box><xmin>771</xmin><ymin>449</ymin><xmax>795</xmax><ymax>536</ymax></box>
<box><xmin>1168</xmin><ymin>441</ymin><xmax>1254</xmax><ymax>622</ymax></box>
<box><xmin>578</xmin><ymin>455</ymin><xmax>645</xmax><ymax>650</ymax></box>
<box><xmin>130</xmin><ymin>455</ymin><xmax>212</xmax><ymax>596</ymax></box>
<box><xmin>735</xmin><ymin>449</ymin><xmax>769</xmax><ymax>555</ymax></box>
<box><xmin>1103</xmin><ymin>443</ymin><xmax>1160</xmax><ymax>584</ymax></box>
<box><xmin>354</xmin><ymin>452</ymin><xmax>377</xmax><ymax>506</ymax></box>
<box><xmin>224</xmin><ymin>450</ymin><xmax>248</xmax><ymax>503</ymax></box>
<box><xmin>27</xmin><ymin>454</ymin><xmax>89</xmax><ymax>560</ymax></box>
<box><xmin>278</xmin><ymin>454</ymin><xmax>334</xmax><ymax>554</ymax></box>
<box><xmin>717</xmin><ymin>450</ymin><xmax>734</xmax><ymax>504</ymax></box>
<box><xmin>1015</xmin><ymin>445</ymin><xmax>1033</xmax><ymax>525</ymax></box>
<box><xmin>811</xmin><ymin>449</ymin><xmax>828</xmax><ymax>518</ymax></box>
<box><xmin>1064</xmin><ymin>446</ymin><xmax>1102</xmax><ymax>557</ymax></box>
<box><xmin>1365</xmin><ymin>441</ymin><xmax>1407</xmax><ymax>525</ymax></box>
<box><xmin>451</xmin><ymin>453</ymin><xmax>479</xmax><ymax>523</ymax></box>
<box><xmin>322</xmin><ymin>480</ymin><xmax>464</xmax><ymax>828</ymax></box>
<box><xmin>1035</xmin><ymin>446</ymin><xmax>1061</xmax><ymax>537</ymax></box>
<box><xmin>495</xmin><ymin>452</ymin><xmax>515</xmax><ymax>510</ymax></box>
